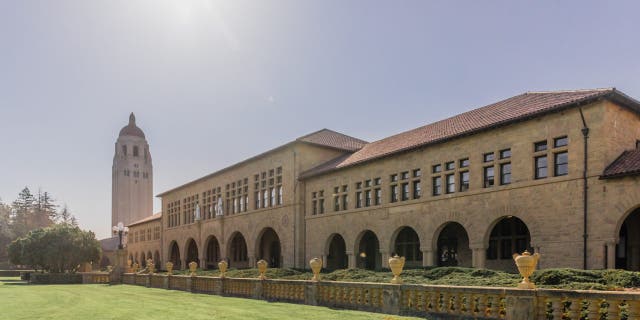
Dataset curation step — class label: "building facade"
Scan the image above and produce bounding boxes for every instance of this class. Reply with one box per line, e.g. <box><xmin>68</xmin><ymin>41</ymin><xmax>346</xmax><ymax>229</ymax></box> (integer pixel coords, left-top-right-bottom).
<box><xmin>126</xmin><ymin>88</ymin><xmax>640</xmax><ymax>273</ymax></box>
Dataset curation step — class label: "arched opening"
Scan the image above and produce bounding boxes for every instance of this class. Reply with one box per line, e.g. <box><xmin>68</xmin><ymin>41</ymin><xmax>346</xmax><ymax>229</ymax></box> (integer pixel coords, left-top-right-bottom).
<box><xmin>229</xmin><ymin>232</ymin><xmax>248</xmax><ymax>268</ymax></box>
<box><xmin>141</xmin><ymin>252</ymin><xmax>146</xmax><ymax>267</ymax></box>
<box><xmin>393</xmin><ymin>227</ymin><xmax>422</xmax><ymax>268</ymax></box>
<box><xmin>257</xmin><ymin>228</ymin><xmax>281</xmax><ymax>268</ymax></box>
<box><xmin>154</xmin><ymin>251</ymin><xmax>161</xmax><ymax>270</ymax></box>
<box><xmin>205</xmin><ymin>236</ymin><xmax>221</xmax><ymax>269</ymax></box>
<box><xmin>486</xmin><ymin>216</ymin><xmax>532</xmax><ymax>271</ymax></box>
<box><xmin>356</xmin><ymin>230</ymin><xmax>381</xmax><ymax>270</ymax></box>
<box><xmin>134</xmin><ymin>253</ymin><xmax>139</xmax><ymax>265</ymax></box>
<box><xmin>436</xmin><ymin>222</ymin><xmax>471</xmax><ymax>267</ymax></box>
<box><xmin>169</xmin><ymin>241</ymin><xmax>181</xmax><ymax>270</ymax></box>
<box><xmin>100</xmin><ymin>255</ymin><xmax>111</xmax><ymax>268</ymax></box>
<box><xmin>186</xmin><ymin>239</ymin><xmax>199</xmax><ymax>266</ymax></box>
<box><xmin>147</xmin><ymin>251</ymin><xmax>152</xmax><ymax>264</ymax></box>
<box><xmin>326</xmin><ymin>234</ymin><xmax>348</xmax><ymax>270</ymax></box>
<box><xmin>617</xmin><ymin>208</ymin><xmax>640</xmax><ymax>270</ymax></box>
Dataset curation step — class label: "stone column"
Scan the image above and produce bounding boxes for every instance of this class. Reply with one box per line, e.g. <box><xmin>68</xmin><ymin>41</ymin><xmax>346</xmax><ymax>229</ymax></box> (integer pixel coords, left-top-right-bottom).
<box><xmin>380</xmin><ymin>250</ymin><xmax>390</xmax><ymax>269</ymax></box>
<box><xmin>249</xmin><ymin>256</ymin><xmax>256</xmax><ymax>268</ymax></box>
<box><xmin>346</xmin><ymin>251</ymin><xmax>356</xmax><ymax>269</ymax></box>
<box><xmin>606</xmin><ymin>242</ymin><xmax>617</xmax><ymax>270</ymax></box>
<box><xmin>321</xmin><ymin>255</ymin><xmax>327</xmax><ymax>269</ymax></box>
<box><xmin>199</xmin><ymin>255</ymin><xmax>206</xmax><ymax>269</ymax></box>
<box><xmin>421</xmin><ymin>248</ymin><xmax>434</xmax><ymax>267</ymax></box>
<box><xmin>471</xmin><ymin>246</ymin><xmax>487</xmax><ymax>269</ymax></box>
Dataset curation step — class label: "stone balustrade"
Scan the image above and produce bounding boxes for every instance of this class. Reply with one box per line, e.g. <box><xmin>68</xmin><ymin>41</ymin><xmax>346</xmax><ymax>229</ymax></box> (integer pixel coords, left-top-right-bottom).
<box><xmin>79</xmin><ymin>272</ymin><xmax>111</xmax><ymax>284</ymax></box>
<box><xmin>119</xmin><ymin>272</ymin><xmax>640</xmax><ymax>320</ymax></box>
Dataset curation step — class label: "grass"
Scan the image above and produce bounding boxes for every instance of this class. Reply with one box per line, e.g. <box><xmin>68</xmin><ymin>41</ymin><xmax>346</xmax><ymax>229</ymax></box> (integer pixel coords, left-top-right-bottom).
<box><xmin>161</xmin><ymin>266</ymin><xmax>640</xmax><ymax>290</ymax></box>
<box><xmin>0</xmin><ymin>277</ymin><xmax>421</xmax><ymax>320</ymax></box>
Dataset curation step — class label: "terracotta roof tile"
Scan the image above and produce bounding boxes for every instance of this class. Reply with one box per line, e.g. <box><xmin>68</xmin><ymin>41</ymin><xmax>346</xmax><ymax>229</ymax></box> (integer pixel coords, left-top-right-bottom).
<box><xmin>301</xmin><ymin>88</ymin><xmax>624</xmax><ymax>179</ymax></box>
<box><xmin>127</xmin><ymin>212</ymin><xmax>162</xmax><ymax>227</ymax></box>
<box><xmin>602</xmin><ymin>149</ymin><xmax>640</xmax><ymax>179</ymax></box>
<box><xmin>297</xmin><ymin>129</ymin><xmax>368</xmax><ymax>151</ymax></box>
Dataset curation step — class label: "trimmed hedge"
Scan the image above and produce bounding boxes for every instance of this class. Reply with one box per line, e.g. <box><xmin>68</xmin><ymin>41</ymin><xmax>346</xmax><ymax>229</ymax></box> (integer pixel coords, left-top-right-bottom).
<box><xmin>29</xmin><ymin>273</ymin><xmax>82</xmax><ymax>284</ymax></box>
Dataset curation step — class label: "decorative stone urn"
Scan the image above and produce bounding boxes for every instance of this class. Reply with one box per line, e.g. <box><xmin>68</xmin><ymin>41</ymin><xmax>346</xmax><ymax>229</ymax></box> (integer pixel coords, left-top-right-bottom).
<box><xmin>257</xmin><ymin>259</ymin><xmax>268</xmax><ymax>280</ymax></box>
<box><xmin>309</xmin><ymin>258</ymin><xmax>322</xmax><ymax>282</ymax></box>
<box><xmin>166</xmin><ymin>262</ymin><xmax>174</xmax><ymax>275</ymax></box>
<box><xmin>513</xmin><ymin>250</ymin><xmax>540</xmax><ymax>289</ymax></box>
<box><xmin>147</xmin><ymin>259</ymin><xmax>155</xmax><ymax>274</ymax></box>
<box><xmin>188</xmin><ymin>261</ymin><xmax>198</xmax><ymax>276</ymax></box>
<box><xmin>133</xmin><ymin>262</ymin><xmax>140</xmax><ymax>273</ymax></box>
<box><xmin>218</xmin><ymin>260</ymin><xmax>228</xmax><ymax>278</ymax></box>
<box><xmin>126</xmin><ymin>259</ymin><xmax>133</xmax><ymax>273</ymax></box>
<box><xmin>388</xmin><ymin>255</ymin><xmax>405</xmax><ymax>284</ymax></box>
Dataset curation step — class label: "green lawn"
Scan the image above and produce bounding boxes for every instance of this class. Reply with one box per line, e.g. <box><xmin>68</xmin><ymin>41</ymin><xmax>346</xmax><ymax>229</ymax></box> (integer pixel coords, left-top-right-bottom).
<box><xmin>0</xmin><ymin>277</ymin><xmax>421</xmax><ymax>320</ymax></box>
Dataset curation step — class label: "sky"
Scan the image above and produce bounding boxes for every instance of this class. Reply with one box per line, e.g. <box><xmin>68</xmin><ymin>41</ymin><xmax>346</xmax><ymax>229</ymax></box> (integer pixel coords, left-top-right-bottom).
<box><xmin>1</xmin><ymin>1</ymin><xmax>640</xmax><ymax>239</ymax></box>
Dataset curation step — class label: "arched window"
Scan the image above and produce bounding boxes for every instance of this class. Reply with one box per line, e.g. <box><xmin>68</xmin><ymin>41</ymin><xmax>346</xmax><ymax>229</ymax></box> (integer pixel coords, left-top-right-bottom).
<box><xmin>133</xmin><ymin>146</ymin><xmax>139</xmax><ymax>157</ymax></box>
<box><xmin>487</xmin><ymin>217</ymin><xmax>531</xmax><ymax>260</ymax></box>
<box><xmin>394</xmin><ymin>227</ymin><xmax>422</xmax><ymax>267</ymax></box>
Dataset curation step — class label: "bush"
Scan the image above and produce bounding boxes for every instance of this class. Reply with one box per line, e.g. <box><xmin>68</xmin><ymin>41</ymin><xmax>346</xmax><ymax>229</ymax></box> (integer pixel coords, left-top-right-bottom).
<box><xmin>30</xmin><ymin>273</ymin><xmax>82</xmax><ymax>284</ymax></box>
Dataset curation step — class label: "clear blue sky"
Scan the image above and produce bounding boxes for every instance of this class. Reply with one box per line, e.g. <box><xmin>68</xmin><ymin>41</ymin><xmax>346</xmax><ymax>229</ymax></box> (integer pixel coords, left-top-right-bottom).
<box><xmin>1</xmin><ymin>1</ymin><xmax>639</xmax><ymax>239</ymax></box>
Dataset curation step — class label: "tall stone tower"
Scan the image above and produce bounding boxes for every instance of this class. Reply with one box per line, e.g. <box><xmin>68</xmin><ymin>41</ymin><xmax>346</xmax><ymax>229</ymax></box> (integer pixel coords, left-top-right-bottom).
<box><xmin>112</xmin><ymin>113</ymin><xmax>153</xmax><ymax>228</ymax></box>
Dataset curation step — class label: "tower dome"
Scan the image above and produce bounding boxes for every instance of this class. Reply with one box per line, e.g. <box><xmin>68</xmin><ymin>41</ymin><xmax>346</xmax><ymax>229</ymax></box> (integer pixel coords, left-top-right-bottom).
<box><xmin>118</xmin><ymin>112</ymin><xmax>146</xmax><ymax>138</ymax></box>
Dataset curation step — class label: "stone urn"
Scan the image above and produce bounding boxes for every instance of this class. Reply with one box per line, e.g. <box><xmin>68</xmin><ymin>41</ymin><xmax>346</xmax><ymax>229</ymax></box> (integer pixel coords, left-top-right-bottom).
<box><xmin>106</xmin><ymin>265</ymin><xmax>113</xmax><ymax>273</ymax></box>
<box><xmin>133</xmin><ymin>262</ymin><xmax>140</xmax><ymax>273</ymax></box>
<box><xmin>257</xmin><ymin>259</ymin><xmax>268</xmax><ymax>280</ymax></box>
<box><xmin>188</xmin><ymin>261</ymin><xmax>198</xmax><ymax>276</ymax></box>
<box><xmin>513</xmin><ymin>250</ymin><xmax>540</xmax><ymax>289</ymax></box>
<box><xmin>126</xmin><ymin>259</ymin><xmax>133</xmax><ymax>273</ymax></box>
<box><xmin>147</xmin><ymin>259</ymin><xmax>155</xmax><ymax>274</ymax></box>
<box><xmin>166</xmin><ymin>262</ymin><xmax>174</xmax><ymax>275</ymax></box>
<box><xmin>218</xmin><ymin>260</ymin><xmax>228</xmax><ymax>278</ymax></box>
<box><xmin>388</xmin><ymin>255</ymin><xmax>405</xmax><ymax>284</ymax></box>
<box><xmin>309</xmin><ymin>258</ymin><xmax>322</xmax><ymax>282</ymax></box>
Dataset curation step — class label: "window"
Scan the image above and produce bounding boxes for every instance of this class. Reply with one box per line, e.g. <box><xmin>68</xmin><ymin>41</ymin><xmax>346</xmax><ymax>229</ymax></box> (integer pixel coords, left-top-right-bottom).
<box><xmin>365</xmin><ymin>179</ymin><xmax>372</xmax><ymax>187</ymax></box>
<box><xmin>459</xmin><ymin>171</ymin><xmax>470</xmax><ymax>192</ymax></box>
<box><xmin>356</xmin><ymin>191</ymin><xmax>363</xmax><ymax>208</ymax></box>
<box><xmin>535</xmin><ymin>156</ymin><xmax>548</xmax><ymax>179</ymax></box>
<box><xmin>534</xmin><ymin>141</ymin><xmax>547</xmax><ymax>152</ymax></box>
<box><xmin>133</xmin><ymin>146</ymin><xmax>139</xmax><ymax>157</ymax></box>
<box><xmin>413</xmin><ymin>169</ymin><xmax>421</xmax><ymax>177</ymax></box>
<box><xmin>459</xmin><ymin>158</ymin><xmax>469</xmax><ymax>168</ymax></box>
<box><xmin>334</xmin><ymin>196</ymin><xmax>340</xmax><ymax>211</ymax></box>
<box><xmin>484</xmin><ymin>166</ymin><xmax>495</xmax><ymax>188</ymax></box>
<box><xmin>554</xmin><ymin>136</ymin><xmax>568</xmax><ymax>148</ymax></box>
<box><xmin>374</xmin><ymin>178</ymin><xmax>381</xmax><ymax>185</ymax></box>
<box><xmin>342</xmin><ymin>194</ymin><xmax>348</xmax><ymax>210</ymax></box>
<box><xmin>432</xmin><ymin>164</ymin><xmax>442</xmax><ymax>173</ymax></box>
<box><xmin>412</xmin><ymin>180</ymin><xmax>421</xmax><ymax>199</ymax></box>
<box><xmin>500</xmin><ymin>149</ymin><xmax>511</xmax><ymax>159</ymax></box>
<box><xmin>312</xmin><ymin>200</ymin><xmax>317</xmax><ymax>215</ymax></box>
<box><xmin>432</xmin><ymin>176</ymin><xmax>442</xmax><ymax>196</ymax></box>
<box><xmin>122</xmin><ymin>145</ymin><xmax>127</xmax><ymax>155</ymax></box>
<box><xmin>401</xmin><ymin>183</ymin><xmax>409</xmax><ymax>200</ymax></box>
<box><xmin>365</xmin><ymin>190</ymin><xmax>372</xmax><ymax>207</ymax></box>
<box><xmin>500</xmin><ymin>163</ymin><xmax>511</xmax><ymax>185</ymax></box>
<box><xmin>446</xmin><ymin>174</ymin><xmax>455</xmax><ymax>194</ymax></box>
<box><xmin>391</xmin><ymin>185</ymin><xmax>399</xmax><ymax>203</ymax></box>
<box><xmin>356</xmin><ymin>182</ymin><xmax>362</xmax><ymax>189</ymax></box>
<box><xmin>484</xmin><ymin>152</ymin><xmax>495</xmax><ymax>162</ymax></box>
<box><xmin>277</xmin><ymin>186</ymin><xmax>283</xmax><ymax>205</ymax></box>
<box><xmin>401</xmin><ymin>172</ymin><xmax>409</xmax><ymax>180</ymax></box>
<box><xmin>390</xmin><ymin>174</ymin><xmax>398</xmax><ymax>182</ymax></box>
<box><xmin>374</xmin><ymin>188</ymin><xmax>382</xmax><ymax>205</ymax></box>
<box><xmin>255</xmin><ymin>191</ymin><xmax>260</xmax><ymax>209</ymax></box>
<box><xmin>445</xmin><ymin>161</ymin><xmax>455</xmax><ymax>171</ymax></box>
<box><xmin>554</xmin><ymin>152</ymin><xmax>568</xmax><ymax>176</ymax></box>
<box><xmin>319</xmin><ymin>199</ymin><xmax>324</xmax><ymax>214</ymax></box>
<box><xmin>263</xmin><ymin>190</ymin><xmax>268</xmax><ymax>208</ymax></box>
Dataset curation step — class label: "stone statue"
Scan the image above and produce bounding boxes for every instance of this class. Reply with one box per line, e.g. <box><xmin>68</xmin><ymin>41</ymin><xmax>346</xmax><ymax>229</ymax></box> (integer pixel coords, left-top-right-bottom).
<box><xmin>194</xmin><ymin>203</ymin><xmax>201</xmax><ymax>221</ymax></box>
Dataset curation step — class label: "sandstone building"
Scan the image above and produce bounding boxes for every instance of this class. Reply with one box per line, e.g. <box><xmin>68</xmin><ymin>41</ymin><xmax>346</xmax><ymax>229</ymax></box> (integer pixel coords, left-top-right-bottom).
<box><xmin>125</xmin><ymin>88</ymin><xmax>640</xmax><ymax>273</ymax></box>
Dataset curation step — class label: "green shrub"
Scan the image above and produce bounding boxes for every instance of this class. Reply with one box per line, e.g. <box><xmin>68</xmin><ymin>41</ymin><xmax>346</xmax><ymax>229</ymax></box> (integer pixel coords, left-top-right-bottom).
<box><xmin>30</xmin><ymin>273</ymin><xmax>82</xmax><ymax>284</ymax></box>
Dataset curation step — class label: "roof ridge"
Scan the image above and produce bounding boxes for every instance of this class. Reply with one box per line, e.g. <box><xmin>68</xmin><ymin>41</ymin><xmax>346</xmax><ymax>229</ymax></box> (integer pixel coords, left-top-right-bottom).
<box><xmin>525</xmin><ymin>87</ymin><xmax>614</xmax><ymax>94</ymax></box>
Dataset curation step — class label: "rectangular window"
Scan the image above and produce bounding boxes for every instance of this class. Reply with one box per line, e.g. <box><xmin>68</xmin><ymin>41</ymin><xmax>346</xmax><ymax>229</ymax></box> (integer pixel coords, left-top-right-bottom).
<box><xmin>500</xmin><ymin>148</ymin><xmax>511</xmax><ymax>159</ymax></box>
<box><xmin>277</xmin><ymin>186</ymin><xmax>283</xmax><ymax>205</ymax></box>
<box><xmin>413</xmin><ymin>169</ymin><xmax>421</xmax><ymax>177</ymax></box>
<box><xmin>374</xmin><ymin>178</ymin><xmax>381</xmax><ymax>185</ymax></box>
<box><xmin>318</xmin><ymin>199</ymin><xmax>324</xmax><ymax>214</ymax></box>
<box><xmin>432</xmin><ymin>164</ymin><xmax>442</xmax><ymax>173</ymax></box>
<box><xmin>446</xmin><ymin>174</ymin><xmax>455</xmax><ymax>194</ymax></box>
<box><xmin>432</xmin><ymin>176</ymin><xmax>442</xmax><ymax>196</ymax></box>
<box><xmin>263</xmin><ymin>190</ymin><xmax>269</xmax><ymax>208</ymax></box>
<box><xmin>459</xmin><ymin>171</ymin><xmax>470</xmax><ymax>192</ymax></box>
<box><xmin>412</xmin><ymin>180</ymin><xmax>421</xmax><ymax>199</ymax></box>
<box><xmin>356</xmin><ymin>191</ymin><xmax>363</xmax><ymax>208</ymax></box>
<box><xmin>391</xmin><ymin>185</ymin><xmax>399</xmax><ymax>203</ymax></box>
<box><xmin>334</xmin><ymin>196</ymin><xmax>340</xmax><ymax>211</ymax></box>
<box><xmin>375</xmin><ymin>188</ymin><xmax>382</xmax><ymax>205</ymax></box>
<box><xmin>484</xmin><ymin>166</ymin><xmax>495</xmax><ymax>188</ymax></box>
<box><xmin>445</xmin><ymin>161</ymin><xmax>455</xmax><ymax>171</ymax></box>
<box><xmin>365</xmin><ymin>179</ymin><xmax>372</xmax><ymax>187</ymax></box>
<box><xmin>554</xmin><ymin>136</ymin><xmax>568</xmax><ymax>148</ymax></box>
<box><xmin>500</xmin><ymin>163</ymin><xmax>511</xmax><ymax>185</ymax></box>
<box><xmin>391</xmin><ymin>174</ymin><xmax>398</xmax><ymax>182</ymax></box>
<box><xmin>342</xmin><ymin>185</ymin><xmax>348</xmax><ymax>192</ymax></box>
<box><xmin>534</xmin><ymin>141</ymin><xmax>547</xmax><ymax>152</ymax></box>
<box><xmin>356</xmin><ymin>182</ymin><xmax>362</xmax><ymax>189</ymax></box>
<box><xmin>365</xmin><ymin>190</ymin><xmax>372</xmax><ymax>207</ymax></box>
<box><xmin>401</xmin><ymin>183</ymin><xmax>409</xmax><ymax>200</ymax></box>
<box><xmin>312</xmin><ymin>200</ymin><xmax>317</xmax><ymax>215</ymax></box>
<box><xmin>484</xmin><ymin>152</ymin><xmax>495</xmax><ymax>162</ymax></box>
<box><xmin>459</xmin><ymin>158</ymin><xmax>469</xmax><ymax>168</ymax></box>
<box><xmin>342</xmin><ymin>194</ymin><xmax>348</xmax><ymax>210</ymax></box>
<box><xmin>554</xmin><ymin>152</ymin><xmax>568</xmax><ymax>176</ymax></box>
<box><xmin>401</xmin><ymin>172</ymin><xmax>409</xmax><ymax>180</ymax></box>
<box><xmin>535</xmin><ymin>156</ymin><xmax>548</xmax><ymax>179</ymax></box>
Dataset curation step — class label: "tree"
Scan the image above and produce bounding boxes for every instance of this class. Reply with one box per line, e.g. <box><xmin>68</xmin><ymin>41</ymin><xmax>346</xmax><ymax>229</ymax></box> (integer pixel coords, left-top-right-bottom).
<box><xmin>57</xmin><ymin>204</ymin><xmax>78</xmax><ymax>226</ymax></box>
<box><xmin>0</xmin><ymin>198</ymin><xmax>13</xmax><ymax>262</ymax></box>
<box><xmin>11</xmin><ymin>187</ymin><xmax>36</xmax><ymax>238</ymax></box>
<box><xmin>8</xmin><ymin>224</ymin><xmax>101</xmax><ymax>273</ymax></box>
<box><xmin>34</xmin><ymin>189</ymin><xmax>57</xmax><ymax>227</ymax></box>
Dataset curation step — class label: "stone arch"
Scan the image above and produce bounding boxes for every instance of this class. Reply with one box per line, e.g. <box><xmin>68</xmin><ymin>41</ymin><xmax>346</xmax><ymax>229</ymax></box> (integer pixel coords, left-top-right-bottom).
<box><xmin>616</xmin><ymin>206</ymin><xmax>640</xmax><ymax>270</ymax></box>
<box><xmin>204</xmin><ymin>235</ymin><xmax>221</xmax><ymax>269</ymax></box>
<box><xmin>169</xmin><ymin>240</ymin><xmax>181</xmax><ymax>270</ymax></box>
<box><xmin>484</xmin><ymin>216</ymin><xmax>532</xmax><ymax>272</ymax></box>
<box><xmin>227</xmin><ymin>231</ymin><xmax>249</xmax><ymax>268</ymax></box>
<box><xmin>433</xmin><ymin>221</ymin><xmax>471</xmax><ymax>267</ymax></box>
<box><xmin>255</xmin><ymin>227</ymin><xmax>281</xmax><ymax>268</ymax></box>
<box><xmin>325</xmin><ymin>233</ymin><xmax>348</xmax><ymax>270</ymax></box>
<box><xmin>354</xmin><ymin>230</ymin><xmax>381</xmax><ymax>270</ymax></box>
<box><xmin>185</xmin><ymin>238</ymin><xmax>199</xmax><ymax>267</ymax></box>
<box><xmin>140</xmin><ymin>252</ymin><xmax>146</xmax><ymax>267</ymax></box>
<box><xmin>390</xmin><ymin>226</ymin><xmax>422</xmax><ymax>268</ymax></box>
<box><xmin>147</xmin><ymin>251</ymin><xmax>152</xmax><ymax>263</ymax></box>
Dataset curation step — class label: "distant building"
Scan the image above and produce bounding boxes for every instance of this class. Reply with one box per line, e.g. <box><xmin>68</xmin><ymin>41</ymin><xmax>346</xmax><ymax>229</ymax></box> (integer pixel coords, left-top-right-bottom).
<box><xmin>125</xmin><ymin>88</ymin><xmax>640</xmax><ymax>273</ymax></box>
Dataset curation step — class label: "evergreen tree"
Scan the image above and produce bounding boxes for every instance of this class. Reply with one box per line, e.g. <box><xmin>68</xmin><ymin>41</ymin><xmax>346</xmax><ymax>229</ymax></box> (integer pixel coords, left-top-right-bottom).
<box><xmin>11</xmin><ymin>187</ymin><xmax>36</xmax><ymax>237</ymax></box>
<box><xmin>0</xmin><ymin>198</ymin><xmax>13</xmax><ymax>262</ymax></box>
<box><xmin>34</xmin><ymin>189</ymin><xmax>56</xmax><ymax>228</ymax></box>
<box><xmin>58</xmin><ymin>204</ymin><xmax>78</xmax><ymax>226</ymax></box>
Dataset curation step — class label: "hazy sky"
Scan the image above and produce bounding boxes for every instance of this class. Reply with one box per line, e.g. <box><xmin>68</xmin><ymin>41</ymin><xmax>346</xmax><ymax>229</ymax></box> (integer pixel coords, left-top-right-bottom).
<box><xmin>2</xmin><ymin>1</ymin><xmax>640</xmax><ymax>239</ymax></box>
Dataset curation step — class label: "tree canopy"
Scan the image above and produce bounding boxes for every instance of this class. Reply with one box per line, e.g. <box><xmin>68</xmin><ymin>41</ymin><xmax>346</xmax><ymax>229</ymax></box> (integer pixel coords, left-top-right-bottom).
<box><xmin>8</xmin><ymin>224</ymin><xmax>100</xmax><ymax>273</ymax></box>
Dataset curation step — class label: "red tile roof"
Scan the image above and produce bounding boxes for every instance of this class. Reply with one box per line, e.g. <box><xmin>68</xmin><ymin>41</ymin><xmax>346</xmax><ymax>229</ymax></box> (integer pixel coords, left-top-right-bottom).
<box><xmin>127</xmin><ymin>213</ymin><xmax>162</xmax><ymax>227</ymax></box>
<box><xmin>602</xmin><ymin>149</ymin><xmax>640</xmax><ymax>179</ymax></box>
<box><xmin>301</xmin><ymin>88</ymin><xmax>640</xmax><ymax>179</ymax></box>
<box><xmin>297</xmin><ymin>129</ymin><xmax>368</xmax><ymax>152</ymax></box>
